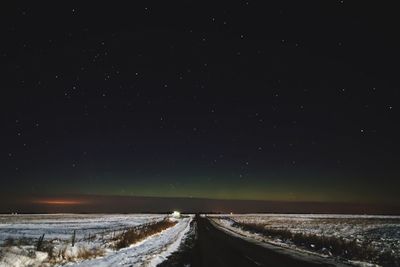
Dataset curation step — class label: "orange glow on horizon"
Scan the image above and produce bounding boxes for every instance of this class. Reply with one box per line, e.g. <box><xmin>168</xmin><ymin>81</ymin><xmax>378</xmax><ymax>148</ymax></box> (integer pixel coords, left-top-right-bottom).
<box><xmin>34</xmin><ymin>199</ymin><xmax>86</xmax><ymax>205</ymax></box>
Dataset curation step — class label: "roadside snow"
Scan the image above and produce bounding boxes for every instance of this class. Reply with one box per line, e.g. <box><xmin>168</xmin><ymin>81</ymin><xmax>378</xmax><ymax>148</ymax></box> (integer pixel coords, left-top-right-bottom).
<box><xmin>347</xmin><ymin>261</ymin><xmax>380</xmax><ymax>267</ymax></box>
<box><xmin>0</xmin><ymin>214</ymin><xmax>192</xmax><ymax>267</ymax></box>
<box><xmin>68</xmin><ymin>216</ymin><xmax>192</xmax><ymax>267</ymax></box>
<box><xmin>0</xmin><ymin>247</ymin><xmax>48</xmax><ymax>267</ymax></box>
<box><xmin>209</xmin><ymin>214</ymin><xmax>400</xmax><ymax>267</ymax></box>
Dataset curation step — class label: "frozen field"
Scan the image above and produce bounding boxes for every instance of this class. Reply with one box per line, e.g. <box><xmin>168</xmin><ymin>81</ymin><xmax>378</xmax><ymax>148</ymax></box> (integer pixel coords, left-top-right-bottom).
<box><xmin>0</xmin><ymin>214</ymin><xmax>192</xmax><ymax>267</ymax></box>
<box><xmin>210</xmin><ymin>214</ymin><xmax>400</xmax><ymax>266</ymax></box>
<box><xmin>0</xmin><ymin>214</ymin><xmax>166</xmax><ymax>242</ymax></box>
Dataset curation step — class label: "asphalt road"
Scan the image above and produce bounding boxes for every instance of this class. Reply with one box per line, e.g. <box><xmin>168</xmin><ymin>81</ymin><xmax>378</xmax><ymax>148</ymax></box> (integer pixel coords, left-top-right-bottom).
<box><xmin>161</xmin><ymin>215</ymin><xmax>344</xmax><ymax>267</ymax></box>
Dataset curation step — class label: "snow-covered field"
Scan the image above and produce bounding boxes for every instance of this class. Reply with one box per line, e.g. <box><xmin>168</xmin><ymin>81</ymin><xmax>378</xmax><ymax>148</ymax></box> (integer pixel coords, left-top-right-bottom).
<box><xmin>0</xmin><ymin>214</ymin><xmax>166</xmax><ymax>242</ymax></box>
<box><xmin>209</xmin><ymin>214</ymin><xmax>400</xmax><ymax>266</ymax></box>
<box><xmin>0</xmin><ymin>214</ymin><xmax>192</xmax><ymax>267</ymax></box>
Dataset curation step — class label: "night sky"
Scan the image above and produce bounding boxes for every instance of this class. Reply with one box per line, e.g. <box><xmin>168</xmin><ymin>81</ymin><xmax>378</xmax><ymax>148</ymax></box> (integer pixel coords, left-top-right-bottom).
<box><xmin>1</xmin><ymin>2</ymin><xmax>400</xmax><ymax>211</ymax></box>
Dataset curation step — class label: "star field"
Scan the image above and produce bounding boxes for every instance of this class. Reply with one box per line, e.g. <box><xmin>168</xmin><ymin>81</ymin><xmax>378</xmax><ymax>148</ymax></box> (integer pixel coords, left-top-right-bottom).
<box><xmin>1</xmin><ymin>1</ymin><xmax>399</xmax><ymax>205</ymax></box>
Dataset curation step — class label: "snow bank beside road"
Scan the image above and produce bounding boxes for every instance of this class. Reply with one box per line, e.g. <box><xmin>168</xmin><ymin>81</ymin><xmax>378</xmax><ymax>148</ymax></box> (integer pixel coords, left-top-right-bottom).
<box><xmin>0</xmin><ymin>214</ymin><xmax>192</xmax><ymax>267</ymax></box>
<box><xmin>70</xmin><ymin>216</ymin><xmax>192</xmax><ymax>267</ymax></box>
<box><xmin>209</xmin><ymin>214</ymin><xmax>400</xmax><ymax>267</ymax></box>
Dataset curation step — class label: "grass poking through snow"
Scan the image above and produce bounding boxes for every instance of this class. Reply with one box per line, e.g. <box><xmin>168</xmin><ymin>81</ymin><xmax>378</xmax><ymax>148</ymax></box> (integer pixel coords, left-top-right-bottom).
<box><xmin>229</xmin><ymin>219</ymin><xmax>400</xmax><ymax>266</ymax></box>
<box><xmin>115</xmin><ymin>219</ymin><xmax>177</xmax><ymax>249</ymax></box>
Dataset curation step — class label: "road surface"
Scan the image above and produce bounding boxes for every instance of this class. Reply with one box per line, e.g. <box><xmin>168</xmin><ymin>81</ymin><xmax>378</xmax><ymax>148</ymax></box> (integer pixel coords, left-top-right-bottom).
<box><xmin>160</xmin><ymin>215</ymin><xmax>347</xmax><ymax>267</ymax></box>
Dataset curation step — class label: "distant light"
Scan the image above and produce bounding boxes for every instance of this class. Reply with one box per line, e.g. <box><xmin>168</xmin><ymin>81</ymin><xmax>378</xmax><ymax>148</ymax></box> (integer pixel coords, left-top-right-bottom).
<box><xmin>172</xmin><ymin>211</ymin><xmax>181</xmax><ymax>218</ymax></box>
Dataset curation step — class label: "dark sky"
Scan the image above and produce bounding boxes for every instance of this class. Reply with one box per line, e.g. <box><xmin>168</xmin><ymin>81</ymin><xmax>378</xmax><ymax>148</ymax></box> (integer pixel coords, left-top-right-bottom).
<box><xmin>1</xmin><ymin>1</ymin><xmax>399</xmax><ymax>209</ymax></box>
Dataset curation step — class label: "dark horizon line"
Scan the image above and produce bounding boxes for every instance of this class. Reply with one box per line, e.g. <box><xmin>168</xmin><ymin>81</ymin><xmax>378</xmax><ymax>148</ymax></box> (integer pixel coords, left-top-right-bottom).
<box><xmin>5</xmin><ymin>192</ymin><xmax>398</xmax><ymax>205</ymax></box>
<box><xmin>2</xmin><ymin>194</ymin><xmax>400</xmax><ymax>215</ymax></box>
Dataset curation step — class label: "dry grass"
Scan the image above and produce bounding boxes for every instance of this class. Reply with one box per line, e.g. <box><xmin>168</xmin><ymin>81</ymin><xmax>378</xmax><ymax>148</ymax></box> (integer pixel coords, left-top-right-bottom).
<box><xmin>47</xmin><ymin>245</ymin><xmax>106</xmax><ymax>264</ymax></box>
<box><xmin>75</xmin><ymin>247</ymin><xmax>106</xmax><ymax>260</ymax></box>
<box><xmin>2</xmin><ymin>238</ymin><xmax>16</xmax><ymax>247</ymax></box>
<box><xmin>115</xmin><ymin>219</ymin><xmax>177</xmax><ymax>249</ymax></box>
<box><xmin>231</xmin><ymin>220</ymin><xmax>400</xmax><ymax>266</ymax></box>
<box><xmin>1</xmin><ymin>236</ymin><xmax>105</xmax><ymax>264</ymax></box>
<box><xmin>1</xmin><ymin>219</ymin><xmax>177</xmax><ymax>264</ymax></box>
<box><xmin>1</xmin><ymin>237</ymin><xmax>32</xmax><ymax>247</ymax></box>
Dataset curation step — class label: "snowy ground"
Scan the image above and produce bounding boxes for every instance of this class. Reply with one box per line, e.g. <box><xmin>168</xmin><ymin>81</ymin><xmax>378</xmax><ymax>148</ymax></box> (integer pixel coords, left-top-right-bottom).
<box><xmin>69</xmin><ymin>216</ymin><xmax>192</xmax><ymax>267</ymax></box>
<box><xmin>0</xmin><ymin>214</ymin><xmax>192</xmax><ymax>267</ymax></box>
<box><xmin>209</xmin><ymin>214</ymin><xmax>400</xmax><ymax>266</ymax></box>
<box><xmin>0</xmin><ymin>214</ymin><xmax>165</xmax><ymax>242</ymax></box>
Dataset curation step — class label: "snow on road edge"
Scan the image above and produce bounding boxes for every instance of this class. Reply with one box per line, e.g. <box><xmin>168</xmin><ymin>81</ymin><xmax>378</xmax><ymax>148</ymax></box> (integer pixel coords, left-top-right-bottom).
<box><xmin>147</xmin><ymin>216</ymin><xmax>192</xmax><ymax>267</ymax></box>
<box><xmin>68</xmin><ymin>216</ymin><xmax>193</xmax><ymax>267</ymax></box>
<box><xmin>209</xmin><ymin>217</ymin><xmax>353</xmax><ymax>267</ymax></box>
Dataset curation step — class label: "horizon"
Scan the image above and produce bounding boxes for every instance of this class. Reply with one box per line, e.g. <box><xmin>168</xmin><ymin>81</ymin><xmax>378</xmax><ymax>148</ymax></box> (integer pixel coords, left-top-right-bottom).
<box><xmin>2</xmin><ymin>194</ymin><xmax>400</xmax><ymax>215</ymax></box>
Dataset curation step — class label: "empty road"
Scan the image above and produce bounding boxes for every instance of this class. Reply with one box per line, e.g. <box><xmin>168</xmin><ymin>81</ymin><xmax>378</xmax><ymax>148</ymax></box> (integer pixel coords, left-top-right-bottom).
<box><xmin>161</xmin><ymin>215</ymin><xmax>347</xmax><ymax>267</ymax></box>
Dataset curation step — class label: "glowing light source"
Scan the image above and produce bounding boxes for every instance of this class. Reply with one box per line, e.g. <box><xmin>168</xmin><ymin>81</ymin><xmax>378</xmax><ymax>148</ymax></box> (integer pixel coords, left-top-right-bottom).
<box><xmin>171</xmin><ymin>211</ymin><xmax>181</xmax><ymax>218</ymax></box>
